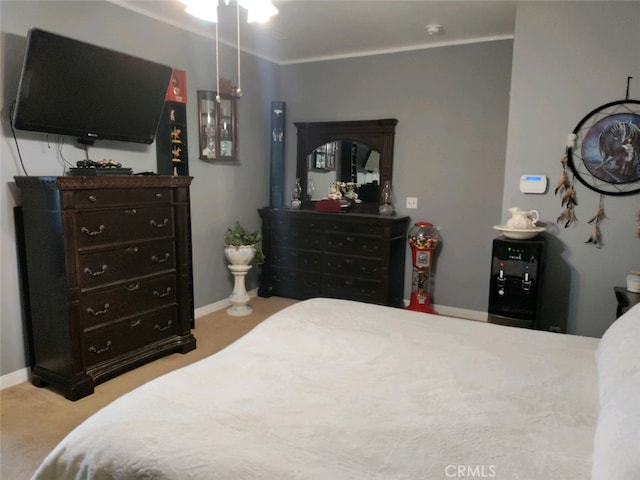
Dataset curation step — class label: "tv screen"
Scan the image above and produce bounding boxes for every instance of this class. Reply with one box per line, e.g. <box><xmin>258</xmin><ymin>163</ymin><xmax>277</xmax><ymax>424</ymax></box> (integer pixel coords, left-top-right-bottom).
<box><xmin>12</xmin><ymin>28</ymin><xmax>172</xmax><ymax>145</ymax></box>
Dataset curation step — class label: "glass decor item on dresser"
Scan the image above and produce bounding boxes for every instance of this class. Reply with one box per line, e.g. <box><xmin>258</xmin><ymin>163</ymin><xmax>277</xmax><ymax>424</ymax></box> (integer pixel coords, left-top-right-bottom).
<box><xmin>291</xmin><ymin>178</ymin><xmax>302</xmax><ymax>209</ymax></box>
<box><xmin>197</xmin><ymin>80</ymin><xmax>239</xmax><ymax>161</ymax></box>
<box><xmin>379</xmin><ymin>180</ymin><xmax>394</xmax><ymax>215</ymax></box>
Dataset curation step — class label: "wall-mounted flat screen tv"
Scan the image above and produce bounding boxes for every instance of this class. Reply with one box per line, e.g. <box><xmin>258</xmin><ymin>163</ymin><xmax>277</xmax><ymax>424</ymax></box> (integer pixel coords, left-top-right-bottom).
<box><xmin>12</xmin><ymin>28</ymin><xmax>172</xmax><ymax>145</ymax></box>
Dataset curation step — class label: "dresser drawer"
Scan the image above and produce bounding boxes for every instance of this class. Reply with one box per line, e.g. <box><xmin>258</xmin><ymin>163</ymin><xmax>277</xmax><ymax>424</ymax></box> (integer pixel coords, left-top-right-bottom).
<box><xmin>271</xmin><ymin>267</ymin><xmax>321</xmax><ymax>298</ymax></box>
<box><xmin>80</xmin><ymin>274</ymin><xmax>177</xmax><ymax>328</ymax></box>
<box><xmin>324</xmin><ymin>254</ymin><xmax>383</xmax><ymax>278</ymax></box>
<box><xmin>324</xmin><ymin>276</ymin><xmax>381</xmax><ymax>303</ymax></box>
<box><xmin>71</xmin><ymin>188</ymin><xmax>173</xmax><ymax>209</ymax></box>
<box><xmin>271</xmin><ymin>247</ymin><xmax>322</xmax><ymax>272</ymax></box>
<box><xmin>325</xmin><ymin>233</ymin><xmax>383</xmax><ymax>257</ymax></box>
<box><xmin>272</xmin><ymin>215</ymin><xmax>323</xmax><ymax>233</ymax></box>
<box><xmin>83</xmin><ymin>306</ymin><xmax>177</xmax><ymax>368</ymax></box>
<box><xmin>326</xmin><ymin>221</ymin><xmax>381</xmax><ymax>236</ymax></box>
<box><xmin>78</xmin><ymin>239</ymin><xmax>175</xmax><ymax>289</ymax></box>
<box><xmin>75</xmin><ymin>206</ymin><xmax>174</xmax><ymax>249</ymax></box>
<box><xmin>272</xmin><ymin>229</ymin><xmax>323</xmax><ymax>251</ymax></box>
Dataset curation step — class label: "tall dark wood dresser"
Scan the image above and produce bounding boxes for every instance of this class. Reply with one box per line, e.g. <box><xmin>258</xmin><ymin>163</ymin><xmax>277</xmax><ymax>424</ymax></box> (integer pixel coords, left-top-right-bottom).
<box><xmin>15</xmin><ymin>176</ymin><xmax>196</xmax><ymax>400</ymax></box>
<box><xmin>258</xmin><ymin>208</ymin><xmax>410</xmax><ymax>308</ymax></box>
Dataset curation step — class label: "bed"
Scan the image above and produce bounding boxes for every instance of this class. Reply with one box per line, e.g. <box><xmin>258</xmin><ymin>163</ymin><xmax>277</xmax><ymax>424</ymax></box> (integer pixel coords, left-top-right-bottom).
<box><xmin>32</xmin><ymin>298</ymin><xmax>640</xmax><ymax>480</ymax></box>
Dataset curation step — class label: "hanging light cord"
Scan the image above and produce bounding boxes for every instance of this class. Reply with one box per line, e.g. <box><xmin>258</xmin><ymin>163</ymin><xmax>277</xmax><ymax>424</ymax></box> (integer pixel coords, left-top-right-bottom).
<box><xmin>215</xmin><ymin>3</ymin><xmax>221</xmax><ymax>103</ymax></box>
<box><xmin>236</xmin><ymin>0</ymin><xmax>242</xmax><ymax>96</ymax></box>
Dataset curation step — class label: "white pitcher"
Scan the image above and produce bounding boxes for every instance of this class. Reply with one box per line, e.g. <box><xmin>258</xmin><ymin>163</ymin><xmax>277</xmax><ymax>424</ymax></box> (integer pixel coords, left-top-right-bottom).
<box><xmin>505</xmin><ymin>207</ymin><xmax>539</xmax><ymax>229</ymax></box>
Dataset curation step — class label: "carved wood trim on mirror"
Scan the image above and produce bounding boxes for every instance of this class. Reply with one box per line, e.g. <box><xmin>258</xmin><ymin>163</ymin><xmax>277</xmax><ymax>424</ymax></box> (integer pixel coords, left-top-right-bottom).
<box><xmin>295</xmin><ymin>119</ymin><xmax>398</xmax><ymax>213</ymax></box>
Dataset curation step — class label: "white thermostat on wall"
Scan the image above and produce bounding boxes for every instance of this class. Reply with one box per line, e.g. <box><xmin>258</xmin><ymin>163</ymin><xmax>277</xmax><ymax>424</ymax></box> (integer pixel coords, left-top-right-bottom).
<box><xmin>519</xmin><ymin>174</ymin><xmax>548</xmax><ymax>194</ymax></box>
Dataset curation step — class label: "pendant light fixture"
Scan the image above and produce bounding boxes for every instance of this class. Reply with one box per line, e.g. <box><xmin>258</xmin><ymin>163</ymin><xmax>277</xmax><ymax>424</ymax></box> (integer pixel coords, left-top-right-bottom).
<box><xmin>181</xmin><ymin>1</ymin><xmax>275</xmax><ymax>99</ymax></box>
<box><xmin>181</xmin><ymin>1</ymin><xmax>277</xmax><ymax>25</ymax></box>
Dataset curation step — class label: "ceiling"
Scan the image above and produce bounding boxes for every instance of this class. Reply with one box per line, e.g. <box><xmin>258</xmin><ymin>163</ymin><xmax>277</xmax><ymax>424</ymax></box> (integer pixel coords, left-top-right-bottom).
<box><xmin>113</xmin><ymin>0</ymin><xmax>517</xmax><ymax>65</ymax></box>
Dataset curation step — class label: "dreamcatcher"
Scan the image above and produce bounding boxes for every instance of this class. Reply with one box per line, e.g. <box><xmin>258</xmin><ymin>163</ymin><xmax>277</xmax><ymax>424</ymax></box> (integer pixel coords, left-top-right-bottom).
<box><xmin>556</xmin><ymin>78</ymin><xmax>640</xmax><ymax>247</ymax></box>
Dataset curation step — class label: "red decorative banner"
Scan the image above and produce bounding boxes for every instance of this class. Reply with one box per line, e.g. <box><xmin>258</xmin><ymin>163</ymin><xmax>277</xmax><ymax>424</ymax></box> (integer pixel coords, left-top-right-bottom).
<box><xmin>166</xmin><ymin>69</ymin><xmax>187</xmax><ymax>104</ymax></box>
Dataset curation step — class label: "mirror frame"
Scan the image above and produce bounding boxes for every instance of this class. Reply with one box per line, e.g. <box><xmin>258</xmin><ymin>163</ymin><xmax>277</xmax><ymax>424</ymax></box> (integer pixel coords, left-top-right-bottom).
<box><xmin>295</xmin><ymin>119</ymin><xmax>398</xmax><ymax>212</ymax></box>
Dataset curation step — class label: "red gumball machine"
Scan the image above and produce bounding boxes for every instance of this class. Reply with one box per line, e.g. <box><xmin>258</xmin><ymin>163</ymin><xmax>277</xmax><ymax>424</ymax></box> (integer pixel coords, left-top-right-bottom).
<box><xmin>407</xmin><ymin>221</ymin><xmax>441</xmax><ymax>313</ymax></box>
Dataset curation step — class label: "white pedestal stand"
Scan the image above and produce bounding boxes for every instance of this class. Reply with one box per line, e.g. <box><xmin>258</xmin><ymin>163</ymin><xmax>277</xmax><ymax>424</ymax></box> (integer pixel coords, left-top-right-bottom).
<box><xmin>227</xmin><ymin>264</ymin><xmax>253</xmax><ymax>316</ymax></box>
<box><xmin>224</xmin><ymin>245</ymin><xmax>256</xmax><ymax>317</ymax></box>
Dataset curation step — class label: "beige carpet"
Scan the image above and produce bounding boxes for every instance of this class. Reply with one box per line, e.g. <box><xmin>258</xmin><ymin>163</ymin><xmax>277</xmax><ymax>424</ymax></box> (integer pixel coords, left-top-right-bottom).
<box><xmin>0</xmin><ymin>296</ymin><xmax>298</xmax><ymax>480</ymax></box>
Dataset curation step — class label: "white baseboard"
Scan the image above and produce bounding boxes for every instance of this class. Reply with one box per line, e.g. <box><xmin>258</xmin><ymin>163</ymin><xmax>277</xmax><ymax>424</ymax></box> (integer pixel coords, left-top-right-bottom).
<box><xmin>401</xmin><ymin>299</ymin><xmax>487</xmax><ymax>322</ymax></box>
<box><xmin>433</xmin><ymin>304</ymin><xmax>488</xmax><ymax>322</ymax></box>
<box><xmin>1</xmin><ymin>292</ymin><xmax>483</xmax><ymax>391</ymax></box>
<box><xmin>0</xmin><ymin>367</ymin><xmax>30</xmax><ymax>390</ymax></box>
<box><xmin>194</xmin><ymin>289</ymin><xmax>259</xmax><ymax>318</ymax></box>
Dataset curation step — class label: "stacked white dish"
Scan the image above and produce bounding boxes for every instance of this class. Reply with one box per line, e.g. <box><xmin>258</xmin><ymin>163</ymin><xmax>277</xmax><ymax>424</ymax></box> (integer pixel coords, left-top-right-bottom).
<box><xmin>493</xmin><ymin>225</ymin><xmax>545</xmax><ymax>240</ymax></box>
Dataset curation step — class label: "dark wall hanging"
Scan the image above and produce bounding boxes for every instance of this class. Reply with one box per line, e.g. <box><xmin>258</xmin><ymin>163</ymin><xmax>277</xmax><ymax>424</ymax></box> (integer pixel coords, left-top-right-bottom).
<box><xmin>567</xmin><ymin>99</ymin><xmax>640</xmax><ymax>196</ymax></box>
<box><xmin>556</xmin><ymin>77</ymin><xmax>639</xmax><ymax>247</ymax></box>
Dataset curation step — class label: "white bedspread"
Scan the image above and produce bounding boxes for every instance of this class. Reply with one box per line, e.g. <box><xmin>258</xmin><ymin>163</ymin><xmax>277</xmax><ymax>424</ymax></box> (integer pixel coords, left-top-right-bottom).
<box><xmin>33</xmin><ymin>298</ymin><xmax>600</xmax><ymax>480</ymax></box>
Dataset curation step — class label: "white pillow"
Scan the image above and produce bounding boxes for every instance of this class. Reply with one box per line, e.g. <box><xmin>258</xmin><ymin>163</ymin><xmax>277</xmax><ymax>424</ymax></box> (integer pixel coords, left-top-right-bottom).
<box><xmin>595</xmin><ymin>302</ymin><xmax>640</xmax><ymax>406</ymax></box>
<box><xmin>591</xmin><ymin>373</ymin><xmax>640</xmax><ymax>480</ymax></box>
<box><xmin>592</xmin><ymin>303</ymin><xmax>640</xmax><ymax>480</ymax></box>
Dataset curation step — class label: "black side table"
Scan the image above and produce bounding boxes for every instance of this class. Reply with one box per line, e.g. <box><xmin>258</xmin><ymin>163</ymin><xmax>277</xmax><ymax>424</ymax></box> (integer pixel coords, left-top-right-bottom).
<box><xmin>614</xmin><ymin>286</ymin><xmax>640</xmax><ymax>318</ymax></box>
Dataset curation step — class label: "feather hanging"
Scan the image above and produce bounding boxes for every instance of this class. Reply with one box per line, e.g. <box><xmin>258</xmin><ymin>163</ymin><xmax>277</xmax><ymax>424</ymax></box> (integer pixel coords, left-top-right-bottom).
<box><xmin>585</xmin><ymin>195</ymin><xmax>605</xmax><ymax>248</ymax></box>
<box><xmin>556</xmin><ymin>137</ymin><xmax>579</xmax><ymax>228</ymax></box>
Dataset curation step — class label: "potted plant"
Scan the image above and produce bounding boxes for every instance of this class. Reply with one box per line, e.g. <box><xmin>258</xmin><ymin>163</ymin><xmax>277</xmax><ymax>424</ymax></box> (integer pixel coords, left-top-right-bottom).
<box><xmin>223</xmin><ymin>221</ymin><xmax>264</xmax><ymax>317</ymax></box>
<box><xmin>223</xmin><ymin>221</ymin><xmax>265</xmax><ymax>265</ymax></box>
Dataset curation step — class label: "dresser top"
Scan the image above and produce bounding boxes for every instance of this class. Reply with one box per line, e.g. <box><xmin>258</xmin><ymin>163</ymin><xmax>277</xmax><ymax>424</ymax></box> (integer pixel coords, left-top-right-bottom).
<box><xmin>259</xmin><ymin>206</ymin><xmax>410</xmax><ymax>223</ymax></box>
<box><xmin>14</xmin><ymin>175</ymin><xmax>192</xmax><ymax>189</ymax></box>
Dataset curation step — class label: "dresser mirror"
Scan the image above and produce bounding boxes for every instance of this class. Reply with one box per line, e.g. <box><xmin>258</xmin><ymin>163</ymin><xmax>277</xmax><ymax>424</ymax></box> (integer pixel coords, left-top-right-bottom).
<box><xmin>295</xmin><ymin>119</ymin><xmax>398</xmax><ymax>212</ymax></box>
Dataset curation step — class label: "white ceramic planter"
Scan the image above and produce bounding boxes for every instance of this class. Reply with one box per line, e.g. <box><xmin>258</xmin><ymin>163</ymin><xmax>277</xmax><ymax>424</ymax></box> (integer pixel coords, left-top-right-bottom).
<box><xmin>224</xmin><ymin>245</ymin><xmax>256</xmax><ymax>265</ymax></box>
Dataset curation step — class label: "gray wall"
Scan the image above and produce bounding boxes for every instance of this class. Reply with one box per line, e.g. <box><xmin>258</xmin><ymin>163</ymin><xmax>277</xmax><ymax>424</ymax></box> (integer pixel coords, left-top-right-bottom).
<box><xmin>278</xmin><ymin>42</ymin><xmax>513</xmax><ymax>313</ymax></box>
<box><xmin>1</xmin><ymin>1</ymin><xmax>639</xmax><ymax>378</ymax></box>
<box><xmin>505</xmin><ymin>2</ymin><xmax>640</xmax><ymax>337</ymax></box>
<box><xmin>1</xmin><ymin>1</ymin><xmax>277</xmax><ymax>376</ymax></box>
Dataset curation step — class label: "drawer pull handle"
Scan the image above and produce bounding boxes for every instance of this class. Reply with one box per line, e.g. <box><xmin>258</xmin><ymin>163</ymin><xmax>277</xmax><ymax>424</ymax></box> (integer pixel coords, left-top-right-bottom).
<box><xmin>124</xmin><ymin>209</ymin><xmax>137</xmax><ymax>215</ymax></box>
<box><xmin>81</xmin><ymin>225</ymin><xmax>105</xmax><ymax>236</ymax></box>
<box><xmin>88</xmin><ymin>194</ymin><xmax>97</xmax><ymax>203</ymax></box>
<box><xmin>126</xmin><ymin>247</ymin><xmax>139</xmax><ymax>254</ymax></box>
<box><xmin>151</xmin><ymin>253</ymin><xmax>170</xmax><ymax>264</ymax></box>
<box><xmin>155</xmin><ymin>192</ymin><xmax>163</xmax><ymax>199</ymax></box>
<box><xmin>126</xmin><ymin>283</ymin><xmax>140</xmax><ymax>291</ymax></box>
<box><xmin>84</xmin><ymin>265</ymin><xmax>107</xmax><ymax>277</ymax></box>
<box><xmin>130</xmin><ymin>319</ymin><xmax>141</xmax><ymax>327</ymax></box>
<box><xmin>150</xmin><ymin>218</ymin><xmax>169</xmax><ymax>228</ymax></box>
<box><xmin>153</xmin><ymin>287</ymin><xmax>172</xmax><ymax>298</ymax></box>
<box><xmin>346</xmin><ymin>236</ymin><xmax>356</xmax><ymax>242</ymax></box>
<box><xmin>154</xmin><ymin>320</ymin><xmax>173</xmax><ymax>332</ymax></box>
<box><xmin>87</xmin><ymin>304</ymin><xmax>109</xmax><ymax>316</ymax></box>
<box><xmin>89</xmin><ymin>340</ymin><xmax>112</xmax><ymax>355</ymax></box>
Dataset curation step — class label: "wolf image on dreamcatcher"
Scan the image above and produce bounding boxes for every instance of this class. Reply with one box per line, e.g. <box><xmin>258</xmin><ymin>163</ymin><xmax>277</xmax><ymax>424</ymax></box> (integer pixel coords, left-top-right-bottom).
<box><xmin>556</xmin><ymin>95</ymin><xmax>640</xmax><ymax>247</ymax></box>
<box><xmin>569</xmin><ymin>99</ymin><xmax>640</xmax><ymax>195</ymax></box>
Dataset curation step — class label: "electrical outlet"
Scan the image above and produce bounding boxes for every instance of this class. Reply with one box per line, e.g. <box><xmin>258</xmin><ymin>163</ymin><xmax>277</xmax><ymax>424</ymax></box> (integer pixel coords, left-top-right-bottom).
<box><xmin>406</xmin><ymin>197</ymin><xmax>418</xmax><ymax>209</ymax></box>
